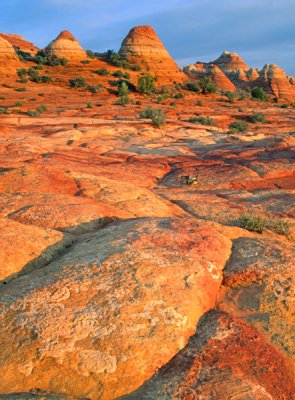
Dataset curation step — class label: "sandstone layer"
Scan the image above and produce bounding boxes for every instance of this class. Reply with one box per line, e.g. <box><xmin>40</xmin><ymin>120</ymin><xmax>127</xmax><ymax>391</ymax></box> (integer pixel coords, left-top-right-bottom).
<box><xmin>45</xmin><ymin>30</ymin><xmax>87</xmax><ymax>61</ymax></box>
<box><xmin>119</xmin><ymin>25</ymin><xmax>185</xmax><ymax>84</ymax></box>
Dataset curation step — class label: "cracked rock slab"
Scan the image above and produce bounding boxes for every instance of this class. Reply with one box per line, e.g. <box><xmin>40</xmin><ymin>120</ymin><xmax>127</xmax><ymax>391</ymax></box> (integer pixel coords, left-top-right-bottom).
<box><xmin>0</xmin><ymin>217</ymin><xmax>231</xmax><ymax>399</ymax></box>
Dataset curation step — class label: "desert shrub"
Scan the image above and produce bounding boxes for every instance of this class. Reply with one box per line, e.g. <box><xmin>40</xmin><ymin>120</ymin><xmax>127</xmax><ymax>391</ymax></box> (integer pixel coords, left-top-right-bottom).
<box><xmin>88</xmin><ymin>84</ymin><xmax>105</xmax><ymax>93</ymax></box>
<box><xmin>105</xmin><ymin>50</ymin><xmax>137</xmax><ymax>70</ymax></box>
<box><xmin>35</xmin><ymin>104</ymin><xmax>47</xmax><ymax>113</ymax></box>
<box><xmin>118</xmin><ymin>81</ymin><xmax>129</xmax><ymax>106</ymax></box>
<box><xmin>94</xmin><ymin>68</ymin><xmax>109</xmax><ymax>76</ymax></box>
<box><xmin>68</xmin><ymin>77</ymin><xmax>87</xmax><ymax>88</ymax></box>
<box><xmin>238</xmin><ymin>213</ymin><xmax>290</xmax><ymax>236</ymax></box>
<box><xmin>238</xmin><ymin>213</ymin><xmax>266</xmax><ymax>233</ymax></box>
<box><xmin>15</xmin><ymin>101</ymin><xmax>23</xmax><ymax>107</ymax></box>
<box><xmin>26</xmin><ymin>110</ymin><xmax>40</xmax><ymax>117</ymax></box>
<box><xmin>0</xmin><ymin>107</ymin><xmax>9</xmax><ymax>114</ymax></box>
<box><xmin>188</xmin><ymin>116</ymin><xmax>215</xmax><ymax>126</ymax></box>
<box><xmin>228</xmin><ymin>120</ymin><xmax>248</xmax><ymax>133</ymax></box>
<box><xmin>236</xmin><ymin>89</ymin><xmax>250</xmax><ymax>101</ymax></box>
<box><xmin>35</xmin><ymin>51</ymin><xmax>68</xmax><ymax>66</ymax></box>
<box><xmin>112</xmin><ymin>79</ymin><xmax>137</xmax><ymax>92</ymax></box>
<box><xmin>17</xmin><ymin>68</ymin><xmax>27</xmax><ymax>78</ymax></box>
<box><xmin>198</xmin><ymin>76</ymin><xmax>217</xmax><ymax>94</ymax></box>
<box><xmin>86</xmin><ymin>50</ymin><xmax>95</xmax><ymax>59</ymax></box>
<box><xmin>185</xmin><ymin>82</ymin><xmax>199</xmax><ymax>93</ymax></box>
<box><xmin>222</xmin><ymin>90</ymin><xmax>236</xmax><ymax>103</ymax></box>
<box><xmin>86</xmin><ymin>102</ymin><xmax>94</xmax><ymax>108</ymax></box>
<box><xmin>81</xmin><ymin>60</ymin><xmax>90</xmax><ymax>64</ymax></box>
<box><xmin>174</xmin><ymin>92</ymin><xmax>185</xmax><ymax>99</ymax></box>
<box><xmin>15</xmin><ymin>87</ymin><xmax>27</xmax><ymax>92</ymax></box>
<box><xmin>251</xmin><ymin>87</ymin><xmax>268</xmax><ymax>101</ymax></box>
<box><xmin>247</xmin><ymin>112</ymin><xmax>266</xmax><ymax>123</ymax></box>
<box><xmin>138</xmin><ymin>74</ymin><xmax>155</xmax><ymax>95</ymax></box>
<box><xmin>140</xmin><ymin>108</ymin><xmax>166</xmax><ymax>127</ymax></box>
<box><xmin>280</xmin><ymin>103</ymin><xmax>288</xmax><ymax>109</ymax></box>
<box><xmin>196</xmin><ymin>100</ymin><xmax>203</xmax><ymax>106</ymax></box>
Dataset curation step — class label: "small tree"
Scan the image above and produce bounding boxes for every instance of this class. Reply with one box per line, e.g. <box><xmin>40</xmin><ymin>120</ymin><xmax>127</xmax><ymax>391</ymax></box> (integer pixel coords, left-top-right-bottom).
<box><xmin>138</xmin><ymin>74</ymin><xmax>155</xmax><ymax>95</ymax></box>
<box><xmin>140</xmin><ymin>108</ymin><xmax>166</xmax><ymax>127</ymax></box>
<box><xmin>68</xmin><ymin>77</ymin><xmax>87</xmax><ymax>88</ymax></box>
<box><xmin>251</xmin><ymin>87</ymin><xmax>268</xmax><ymax>101</ymax></box>
<box><xmin>118</xmin><ymin>81</ymin><xmax>129</xmax><ymax>106</ymax></box>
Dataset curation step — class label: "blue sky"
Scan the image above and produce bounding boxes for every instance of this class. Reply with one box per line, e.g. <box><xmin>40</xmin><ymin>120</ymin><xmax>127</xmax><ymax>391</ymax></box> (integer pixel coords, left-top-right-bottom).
<box><xmin>1</xmin><ymin>0</ymin><xmax>294</xmax><ymax>75</ymax></box>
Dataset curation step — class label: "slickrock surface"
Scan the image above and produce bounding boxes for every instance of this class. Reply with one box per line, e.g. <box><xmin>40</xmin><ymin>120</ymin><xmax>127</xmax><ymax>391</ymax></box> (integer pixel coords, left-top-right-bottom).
<box><xmin>0</xmin><ymin>40</ymin><xmax>294</xmax><ymax>399</ymax></box>
<box><xmin>119</xmin><ymin>25</ymin><xmax>185</xmax><ymax>83</ymax></box>
<box><xmin>184</xmin><ymin>62</ymin><xmax>236</xmax><ymax>92</ymax></box>
<box><xmin>45</xmin><ymin>30</ymin><xmax>87</xmax><ymax>61</ymax></box>
<box><xmin>0</xmin><ymin>218</ymin><xmax>231</xmax><ymax>399</ymax></box>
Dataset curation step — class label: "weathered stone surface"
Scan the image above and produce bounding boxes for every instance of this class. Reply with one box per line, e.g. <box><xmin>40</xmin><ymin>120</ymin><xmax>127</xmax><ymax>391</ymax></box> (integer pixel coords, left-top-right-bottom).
<box><xmin>219</xmin><ymin>237</ymin><xmax>295</xmax><ymax>364</ymax></box>
<box><xmin>0</xmin><ymin>35</ymin><xmax>20</xmax><ymax>77</ymax></box>
<box><xmin>119</xmin><ymin>25</ymin><xmax>185</xmax><ymax>84</ymax></box>
<box><xmin>213</xmin><ymin>50</ymin><xmax>259</xmax><ymax>82</ymax></box>
<box><xmin>0</xmin><ymin>217</ymin><xmax>231</xmax><ymax>399</ymax></box>
<box><xmin>259</xmin><ymin>64</ymin><xmax>295</xmax><ymax>100</ymax></box>
<box><xmin>0</xmin><ymin>218</ymin><xmax>71</xmax><ymax>282</ymax></box>
<box><xmin>118</xmin><ymin>311</ymin><xmax>294</xmax><ymax>400</ymax></box>
<box><xmin>0</xmin><ymin>33</ymin><xmax>38</xmax><ymax>54</ymax></box>
<box><xmin>45</xmin><ymin>30</ymin><xmax>87</xmax><ymax>61</ymax></box>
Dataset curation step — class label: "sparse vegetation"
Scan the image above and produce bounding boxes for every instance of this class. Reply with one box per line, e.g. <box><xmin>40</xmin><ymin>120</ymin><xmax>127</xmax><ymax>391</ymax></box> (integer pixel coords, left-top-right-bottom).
<box><xmin>86</xmin><ymin>50</ymin><xmax>95</xmax><ymax>59</ymax></box>
<box><xmin>0</xmin><ymin>107</ymin><xmax>9</xmax><ymax>114</ymax></box>
<box><xmin>118</xmin><ymin>81</ymin><xmax>129</xmax><ymax>106</ymax></box>
<box><xmin>68</xmin><ymin>77</ymin><xmax>87</xmax><ymax>88</ymax></box>
<box><xmin>196</xmin><ymin>100</ymin><xmax>203</xmax><ymax>106</ymax></box>
<box><xmin>238</xmin><ymin>213</ymin><xmax>290</xmax><ymax>236</ymax></box>
<box><xmin>138</xmin><ymin>74</ymin><xmax>155</xmax><ymax>95</ymax></box>
<box><xmin>140</xmin><ymin>108</ymin><xmax>166</xmax><ymax>127</ymax></box>
<box><xmin>26</xmin><ymin>110</ymin><xmax>40</xmax><ymax>117</ymax></box>
<box><xmin>251</xmin><ymin>87</ymin><xmax>268</xmax><ymax>102</ymax></box>
<box><xmin>228</xmin><ymin>120</ymin><xmax>248</xmax><ymax>133</ymax></box>
<box><xmin>15</xmin><ymin>87</ymin><xmax>27</xmax><ymax>92</ymax></box>
<box><xmin>222</xmin><ymin>90</ymin><xmax>236</xmax><ymax>103</ymax></box>
<box><xmin>94</xmin><ymin>68</ymin><xmax>109</xmax><ymax>76</ymax></box>
<box><xmin>86</xmin><ymin>102</ymin><xmax>94</xmax><ymax>108</ymax></box>
<box><xmin>88</xmin><ymin>84</ymin><xmax>105</xmax><ymax>93</ymax></box>
<box><xmin>247</xmin><ymin>112</ymin><xmax>266</xmax><ymax>123</ymax></box>
<box><xmin>185</xmin><ymin>82</ymin><xmax>199</xmax><ymax>93</ymax></box>
<box><xmin>36</xmin><ymin>104</ymin><xmax>47</xmax><ymax>113</ymax></box>
<box><xmin>188</xmin><ymin>116</ymin><xmax>215</xmax><ymax>126</ymax></box>
<box><xmin>106</xmin><ymin>50</ymin><xmax>141</xmax><ymax>71</ymax></box>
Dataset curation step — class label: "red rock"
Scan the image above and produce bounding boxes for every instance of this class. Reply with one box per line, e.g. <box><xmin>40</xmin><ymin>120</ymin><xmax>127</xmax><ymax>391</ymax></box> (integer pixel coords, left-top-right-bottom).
<box><xmin>45</xmin><ymin>30</ymin><xmax>87</xmax><ymax>62</ymax></box>
<box><xmin>213</xmin><ymin>50</ymin><xmax>259</xmax><ymax>82</ymax></box>
<box><xmin>119</xmin><ymin>25</ymin><xmax>185</xmax><ymax>84</ymax></box>
<box><xmin>259</xmin><ymin>64</ymin><xmax>295</xmax><ymax>100</ymax></box>
<box><xmin>0</xmin><ymin>33</ymin><xmax>38</xmax><ymax>55</ymax></box>
<box><xmin>0</xmin><ymin>217</ymin><xmax>231</xmax><ymax>399</ymax></box>
<box><xmin>0</xmin><ymin>35</ymin><xmax>20</xmax><ymax>77</ymax></box>
<box><xmin>184</xmin><ymin>62</ymin><xmax>236</xmax><ymax>92</ymax></box>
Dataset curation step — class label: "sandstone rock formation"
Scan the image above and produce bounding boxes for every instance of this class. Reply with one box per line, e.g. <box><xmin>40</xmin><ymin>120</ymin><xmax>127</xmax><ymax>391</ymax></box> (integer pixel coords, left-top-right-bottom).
<box><xmin>184</xmin><ymin>62</ymin><xmax>236</xmax><ymax>91</ymax></box>
<box><xmin>119</xmin><ymin>25</ymin><xmax>185</xmax><ymax>84</ymax></box>
<box><xmin>45</xmin><ymin>30</ymin><xmax>87</xmax><ymax>61</ymax></box>
<box><xmin>0</xmin><ymin>33</ymin><xmax>38</xmax><ymax>55</ymax></box>
<box><xmin>259</xmin><ymin>63</ymin><xmax>295</xmax><ymax>100</ymax></box>
<box><xmin>213</xmin><ymin>50</ymin><xmax>259</xmax><ymax>82</ymax></box>
<box><xmin>0</xmin><ymin>218</ymin><xmax>231</xmax><ymax>399</ymax></box>
<box><xmin>0</xmin><ymin>35</ymin><xmax>20</xmax><ymax>77</ymax></box>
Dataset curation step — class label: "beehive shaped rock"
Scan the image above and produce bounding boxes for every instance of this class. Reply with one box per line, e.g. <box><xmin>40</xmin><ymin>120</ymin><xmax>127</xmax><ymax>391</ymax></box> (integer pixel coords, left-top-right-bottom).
<box><xmin>184</xmin><ymin>62</ymin><xmax>236</xmax><ymax>92</ymax></box>
<box><xmin>119</xmin><ymin>25</ymin><xmax>185</xmax><ymax>84</ymax></box>
<box><xmin>213</xmin><ymin>50</ymin><xmax>259</xmax><ymax>82</ymax></box>
<box><xmin>260</xmin><ymin>64</ymin><xmax>295</xmax><ymax>100</ymax></box>
<box><xmin>45</xmin><ymin>30</ymin><xmax>87</xmax><ymax>62</ymax></box>
<box><xmin>0</xmin><ymin>35</ymin><xmax>20</xmax><ymax>77</ymax></box>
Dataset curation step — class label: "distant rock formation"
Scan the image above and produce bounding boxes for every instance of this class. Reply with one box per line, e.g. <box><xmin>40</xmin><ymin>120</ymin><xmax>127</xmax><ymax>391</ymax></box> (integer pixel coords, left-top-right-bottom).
<box><xmin>45</xmin><ymin>30</ymin><xmax>87</xmax><ymax>62</ymax></box>
<box><xmin>119</xmin><ymin>25</ymin><xmax>185</xmax><ymax>84</ymax></box>
<box><xmin>184</xmin><ymin>62</ymin><xmax>236</xmax><ymax>92</ymax></box>
<box><xmin>259</xmin><ymin>64</ymin><xmax>295</xmax><ymax>100</ymax></box>
<box><xmin>0</xmin><ymin>33</ymin><xmax>38</xmax><ymax>55</ymax></box>
<box><xmin>0</xmin><ymin>35</ymin><xmax>20</xmax><ymax>77</ymax></box>
<box><xmin>213</xmin><ymin>50</ymin><xmax>259</xmax><ymax>82</ymax></box>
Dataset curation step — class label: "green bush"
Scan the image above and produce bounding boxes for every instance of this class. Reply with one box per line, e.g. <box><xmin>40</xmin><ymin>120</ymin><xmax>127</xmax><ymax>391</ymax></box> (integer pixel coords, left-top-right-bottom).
<box><xmin>86</xmin><ymin>50</ymin><xmax>95</xmax><ymax>59</ymax></box>
<box><xmin>251</xmin><ymin>87</ymin><xmax>268</xmax><ymax>101</ymax></box>
<box><xmin>86</xmin><ymin>102</ymin><xmax>94</xmax><ymax>108</ymax></box>
<box><xmin>0</xmin><ymin>107</ymin><xmax>9</xmax><ymax>114</ymax></box>
<box><xmin>88</xmin><ymin>84</ymin><xmax>105</xmax><ymax>93</ymax></box>
<box><xmin>185</xmin><ymin>82</ymin><xmax>199</xmax><ymax>93</ymax></box>
<box><xmin>138</xmin><ymin>74</ymin><xmax>155</xmax><ymax>95</ymax></box>
<box><xmin>94</xmin><ymin>68</ymin><xmax>109</xmax><ymax>76</ymax></box>
<box><xmin>36</xmin><ymin>104</ymin><xmax>47</xmax><ymax>113</ymax></box>
<box><xmin>118</xmin><ymin>81</ymin><xmax>129</xmax><ymax>106</ymax></box>
<box><xmin>198</xmin><ymin>77</ymin><xmax>217</xmax><ymax>94</ymax></box>
<box><xmin>140</xmin><ymin>108</ymin><xmax>166</xmax><ymax>127</ymax></box>
<box><xmin>238</xmin><ymin>214</ymin><xmax>266</xmax><ymax>233</ymax></box>
<box><xmin>15</xmin><ymin>87</ymin><xmax>27</xmax><ymax>92</ymax></box>
<box><xmin>68</xmin><ymin>77</ymin><xmax>87</xmax><ymax>88</ymax></box>
<box><xmin>247</xmin><ymin>112</ymin><xmax>266</xmax><ymax>123</ymax></box>
<box><xmin>81</xmin><ymin>60</ymin><xmax>90</xmax><ymax>64</ymax></box>
<box><xmin>228</xmin><ymin>120</ymin><xmax>248</xmax><ymax>133</ymax></box>
<box><xmin>174</xmin><ymin>92</ymin><xmax>185</xmax><ymax>99</ymax></box>
<box><xmin>188</xmin><ymin>116</ymin><xmax>215</xmax><ymax>126</ymax></box>
<box><xmin>27</xmin><ymin>110</ymin><xmax>40</xmax><ymax>117</ymax></box>
<box><xmin>196</xmin><ymin>100</ymin><xmax>203</xmax><ymax>106</ymax></box>
<box><xmin>222</xmin><ymin>90</ymin><xmax>236</xmax><ymax>103</ymax></box>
